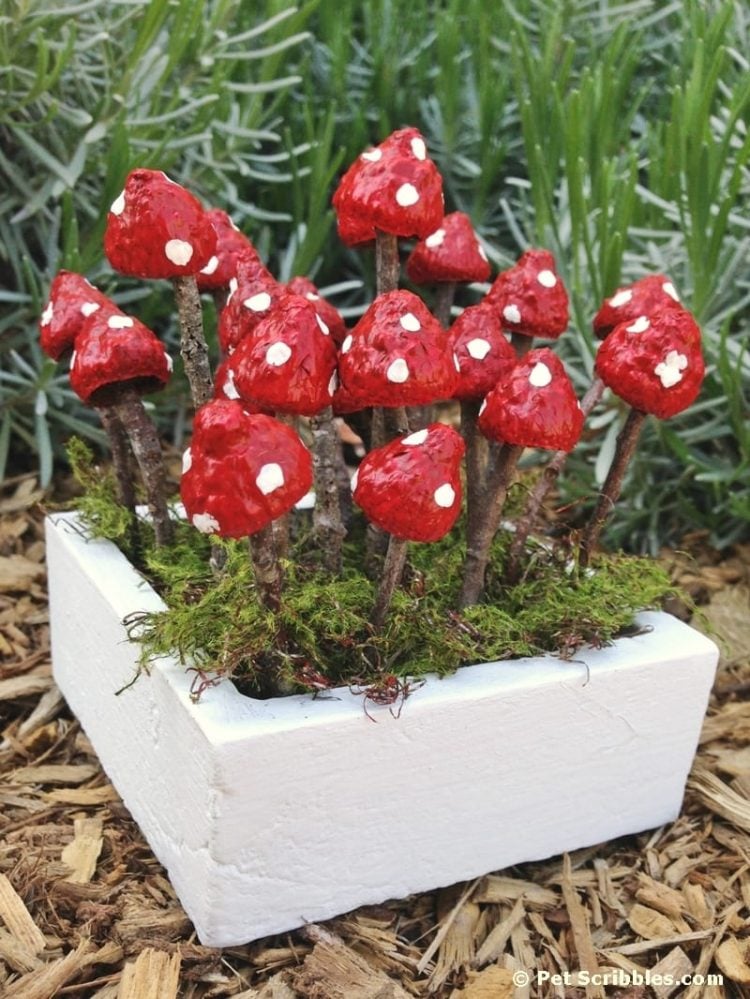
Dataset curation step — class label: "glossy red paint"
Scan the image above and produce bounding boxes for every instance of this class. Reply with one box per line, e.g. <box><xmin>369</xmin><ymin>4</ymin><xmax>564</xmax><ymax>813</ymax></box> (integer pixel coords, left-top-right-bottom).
<box><xmin>181</xmin><ymin>400</ymin><xmax>313</xmax><ymax>539</ymax></box>
<box><xmin>332</xmin><ymin>127</ymin><xmax>444</xmax><ymax>246</ymax></box>
<box><xmin>485</xmin><ymin>249</ymin><xmax>569</xmax><ymax>339</ymax></box>
<box><xmin>595</xmin><ymin>308</ymin><xmax>704</xmax><ymax>419</ymax></box>
<box><xmin>352</xmin><ymin>423</ymin><xmax>465</xmax><ymax>542</ymax></box>
<box><xmin>104</xmin><ymin>169</ymin><xmax>216</xmax><ymax>279</ymax></box>
<box><xmin>448</xmin><ymin>303</ymin><xmax>517</xmax><ymax>401</ymax></box>
<box><xmin>195</xmin><ymin>209</ymin><xmax>266</xmax><ymax>292</ymax></box>
<box><xmin>592</xmin><ymin>274</ymin><xmax>685</xmax><ymax>341</ymax></box>
<box><xmin>478</xmin><ymin>348</ymin><xmax>583</xmax><ymax>452</ymax></box>
<box><xmin>39</xmin><ymin>271</ymin><xmax>119</xmax><ymax>361</ymax></box>
<box><xmin>287</xmin><ymin>276</ymin><xmax>348</xmax><ymax>346</ymax></box>
<box><xmin>217</xmin><ymin>257</ymin><xmax>283</xmax><ymax>355</ymax></box>
<box><xmin>406</xmin><ymin>212</ymin><xmax>490</xmax><ymax>285</ymax></box>
<box><xmin>230</xmin><ymin>293</ymin><xmax>338</xmax><ymax>416</ymax></box>
<box><xmin>69</xmin><ymin>311</ymin><xmax>171</xmax><ymax>405</ymax></box>
<box><xmin>337</xmin><ymin>290</ymin><xmax>458</xmax><ymax>408</ymax></box>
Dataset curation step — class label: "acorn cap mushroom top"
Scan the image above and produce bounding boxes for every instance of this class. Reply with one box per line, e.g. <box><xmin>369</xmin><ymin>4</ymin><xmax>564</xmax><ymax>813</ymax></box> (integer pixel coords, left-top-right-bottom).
<box><xmin>594</xmin><ymin>307</ymin><xmax>704</xmax><ymax>420</ymax></box>
<box><xmin>485</xmin><ymin>249</ymin><xmax>569</xmax><ymax>339</ymax></box>
<box><xmin>195</xmin><ymin>209</ymin><xmax>265</xmax><ymax>293</ymax></box>
<box><xmin>337</xmin><ymin>289</ymin><xmax>459</xmax><ymax>408</ymax></box>
<box><xmin>39</xmin><ymin>271</ymin><xmax>119</xmax><ymax>361</ymax></box>
<box><xmin>406</xmin><ymin>212</ymin><xmax>490</xmax><ymax>285</ymax></box>
<box><xmin>104</xmin><ymin>168</ymin><xmax>217</xmax><ymax>280</ymax></box>
<box><xmin>592</xmin><ymin>274</ymin><xmax>684</xmax><ymax>341</ymax></box>
<box><xmin>332</xmin><ymin>127</ymin><xmax>444</xmax><ymax>246</ymax></box>
<box><xmin>448</xmin><ymin>303</ymin><xmax>517</xmax><ymax>401</ymax></box>
<box><xmin>230</xmin><ymin>291</ymin><xmax>339</xmax><ymax>417</ymax></box>
<box><xmin>478</xmin><ymin>348</ymin><xmax>584</xmax><ymax>453</ymax></box>
<box><xmin>69</xmin><ymin>311</ymin><xmax>172</xmax><ymax>406</ymax></box>
<box><xmin>352</xmin><ymin>423</ymin><xmax>465</xmax><ymax>542</ymax></box>
<box><xmin>180</xmin><ymin>399</ymin><xmax>313</xmax><ymax>539</ymax></box>
<box><xmin>287</xmin><ymin>276</ymin><xmax>348</xmax><ymax>347</ymax></box>
<box><xmin>217</xmin><ymin>256</ymin><xmax>283</xmax><ymax>355</ymax></box>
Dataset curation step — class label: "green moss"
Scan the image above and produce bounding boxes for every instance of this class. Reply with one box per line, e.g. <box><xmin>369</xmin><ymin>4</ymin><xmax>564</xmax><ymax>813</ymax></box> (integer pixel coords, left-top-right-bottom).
<box><xmin>65</xmin><ymin>438</ymin><xmax>141</xmax><ymax>554</ymax></box>
<box><xmin>71</xmin><ymin>461</ymin><xmax>676</xmax><ymax>698</ymax></box>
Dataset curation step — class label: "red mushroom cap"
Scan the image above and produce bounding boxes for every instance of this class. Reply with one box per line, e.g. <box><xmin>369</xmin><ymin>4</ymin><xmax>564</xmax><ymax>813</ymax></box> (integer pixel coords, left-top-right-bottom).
<box><xmin>406</xmin><ymin>212</ymin><xmax>490</xmax><ymax>285</ymax></box>
<box><xmin>448</xmin><ymin>304</ymin><xmax>517</xmax><ymax>401</ymax></box>
<box><xmin>104</xmin><ymin>169</ymin><xmax>216</xmax><ymax>279</ymax></box>
<box><xmin>212</xmin><ymin>357</ymin><xmax>271</xmax><ymax>414</ymax></box>
<box><xmin>332</xmin><ymin>127</ymin><xmax>444</xmax><ymax>246</ymax></box>
<box><xmin>217</xmin><ymin>257</ymin><xmax>283</xmax><ymax>354</ymax></box>
<box><xmin>195</xmin><ymin>209</ymin><xmax>265</xmax><ymax>292</ymax></box>
<box><xmin>39</xmin><ymin>271</ymin><xmax>119</xmax><ymax>361</ymax></box>
<box><xmin>287</xmin><ymin>276</ymin><xmax>348</xmax><ymax>347</ymax></box>
<box><xmin>594</xmin><ymin>308</ymin><xmax>704</xmax><ymax>419</ymax></box>
<box><xmin>485</xmin><ymin>249</ymin><xmax>569</xmax><ymax>339</ymax></box>
<box><xmin>181</xmin><ymin>400</ymin><xmax>313</xmax><ymax>539</ymax></box>
<box><xmin>592</xmin><ymin>274</ymin><xmax>684</xmax><ymax>341</ymax></box>
<box><xmin>352</xmin><ymin>423</ymin><xmax>465</xmax><ymax>542</ymax></box>
<box><xmin>230</xmin><ymin>292</ymin><xmax>338</xmax><ymax>416</ymax></box>
<box><xmin>69</xmin><ymin>311</ymin><xmax>172</xmax><ymax>405</ymax></box>
<box><xmin>478</xmin><ymin>348</ymin><xmax>584</xmax><ymax>452</ymax></box>
<box><xmin>338</xmin><ymin>290</ymin><xmax>458</xmax><ymax>408</ymax></box>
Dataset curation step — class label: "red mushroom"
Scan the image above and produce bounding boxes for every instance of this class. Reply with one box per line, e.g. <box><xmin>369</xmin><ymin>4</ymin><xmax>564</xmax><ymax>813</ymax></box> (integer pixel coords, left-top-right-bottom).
<box><xmin>352</xmin><ymin>423</ymin><xmax>465</xmax><ymax>625</ymax></box>
<box><xmin>592</xmin><ymin>274</ymin><xmax>684</xmax><ymax>340</ymax></box>
<box><xmin>69</xmin><ymin>310</ymin><xmax>174</xmax><ymax>545</ymax></box>
<box><xmin>181</xmin><ymin>399</ymin><xmax>313</xmax><ymax>612</ymax></box>
<box><xmin>459</xmin><ymin>348</ymin><xmax>584</xmax><ymax>606</ymax></box>
<box><xmin>485</xmin><ymin>249</ymin><xmax>569</xmax><ymax>354</ymax></box>
<box><xmin>217</xmin><ymin>258</ymin><xmax>283</xmax><ymax>356</ymax></box>
<box><xmin>287</xmin><ymin>276</ymin><xmax>348</xmax><ymax>347</ymax></box>
<box><xmin>195</xmin><ymin>209</ymin><xmax>266</xmax><ymax>309</ymax></box>
<box><xmin>580</xmin><ymin>308</ymin><xmax>704</xmax><ymax>565</ymax></box>
<box><xmin>229</xmin><ymin>292</ymin><xmax>344</xmax><ymax>572</ymax></box>
<box><xmin>104</xmin><ymin>168</ymin><xmax>217</xmax><ymax>407</ymax></box>
<box><xmin>406</xmin><ymin>211</ymin><xmax>491</xmax><ymax>325</ymax></box>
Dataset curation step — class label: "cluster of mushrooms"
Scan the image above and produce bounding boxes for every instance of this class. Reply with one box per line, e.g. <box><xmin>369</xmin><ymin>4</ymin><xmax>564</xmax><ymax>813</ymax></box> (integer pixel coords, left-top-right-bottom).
<box><xmin>40</xmin><ymin>128</ymin><xmax>705</xmax><ymax>640</ymax></box>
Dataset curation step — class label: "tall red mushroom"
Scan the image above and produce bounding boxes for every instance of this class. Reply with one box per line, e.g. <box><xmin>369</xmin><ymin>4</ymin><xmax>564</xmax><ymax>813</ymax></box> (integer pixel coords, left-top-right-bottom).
<box><xmin>104</xmin><ymin>168</ymin><xmax>217</xmax><ymax>407</ymax></box>
<box><xmin>181</xmin><ymin>399</ymin><xmax>312</xmax><ymax>615</ymax></box>
<box><xmin>459</xmin><ymin>349</ymin><xmax>584</xmax><ymax>606</ymax></box>
<box><xmin>485</xmin><ymin>249</ymin><xmax>569</xmax><ymax>355</ymax></box>
<box><xmin>69</xmin><ymin>310</ymin><xmax>174</xmax><ymax>545</ymax></box>
<box><xmin>580</xmin><ymin>307</ymin><xmax>704</xmax><ymax>566</ymax></box>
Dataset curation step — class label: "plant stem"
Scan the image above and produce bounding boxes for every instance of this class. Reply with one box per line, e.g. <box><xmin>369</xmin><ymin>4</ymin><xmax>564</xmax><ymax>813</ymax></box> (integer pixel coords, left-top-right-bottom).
<box><xmin>506</xmin><ymin>376</ymin><xmax>605</xmax><ymax>579</ymax></box>
<box><xmin>249</xmin><ymin>524</ymin><xmax>282</xmax><ymax>613</ymax></box>
<box><xmin>433</xmin><ymin>281</ymin><xmax>456</xmax><ymax>327</ymax></box>
<box><xmin>372</xmin><ymin>535</ymin><xmax>408</xmax><ymax>629</ymax></box>
<box><xmin>458</xmin><ymin>443</ymin><xmax>524</xmax><ymax>607</ymax></box>
<box><xmin>460</xmin><ymin>399</ymin><xmax>486</xmax><ymax>544</ymax></box>
<box><xmin>579</xmin><ymin>408</ymin><xmax>647</xmax><ymax>568</ymax></box>
<box><xmin>95</xmin><ymin>406</ymin><xmax>136</xmax><ymax>513</ymax></box>
<box><xmin>114</xmin><ymin>388</ymin><xmax>174</xmax><ymax>547</ymax></box>
<box><xmin>173</xmin><ymin>275</ymin><xmax>213</xmax><ymax>408</ymax></box>
<box><xmin>212</xmin><ymin>287</ymin><xmax>229</xmax><ymax>313</ymax></box>
<box><xmin>310</xmin><ymin>404</ymin><xmax>346</xmax><ymax>574</ymax></box>
<box><xmin>375</xmin><ymin>231</ymin><xmax>399</xmax><ymax>294</ymax></box>
<box><xmin>510</xmin><ymin>331</ymin><xmax>533</xmax><ymax>357</ymax></box>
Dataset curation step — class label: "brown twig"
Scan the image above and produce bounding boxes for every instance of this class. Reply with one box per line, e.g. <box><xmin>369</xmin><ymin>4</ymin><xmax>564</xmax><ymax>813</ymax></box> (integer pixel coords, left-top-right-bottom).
<box><xmin>173</xmin><ymin>275</ymin><xmax>213</xmax><ymax>408</ymax></box>
<box><xmin>310</xmin><ymin>405</ymin><xmax>347</xmax><ymax>574</ymax></box>
<box><xmin>460</xmin><ymin>399</ymin><xmax>487</xmax><ymax>545</ymax></box>
<box><xmin>249</xmin><ymin>524</ymin><xmax>282</xmax><ymax>613</ymax></box>
<box><xmin>579</xmin><ymin>408</ymin><xmax>647</xmax><ymax>568</ymax></box>
<box><xmin>433</xmin><ymin>281</ymin><xmax>456</xmax><ymax>328</ymax></box>
<box><xmin>372</xmin><ymin>536</ymin><xmax>408</xmax><ymax>629</ymax></box>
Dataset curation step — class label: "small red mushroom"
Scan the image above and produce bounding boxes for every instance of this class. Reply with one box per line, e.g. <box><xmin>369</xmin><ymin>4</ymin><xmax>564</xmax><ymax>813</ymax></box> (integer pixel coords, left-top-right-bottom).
<box><xmin>195</xmin><ymin>209</ymin><xmax>266</xmax><ymax>300</ymax></box>
<box><xmin>332</xmin><ymin>127</ymin><xmax>444</xmax><ymax>247</ymax></box>
<box><xmin>181</xmin><ymin>399</ymin><xmax>313</xmax><ymax>611</ymax></box>
<box><xmin>217</xmin><ymin>258</ymin><xmax>283</xmax><ymax>355</ymax></box>
<box><xmin>69</xmin><ymin>310</ymin><xmax>174</xmax><ymax>545</ymax></box>
<box><xmin>104</xmin><ymin>168</ymin><xmax>217</xmax><ymax>407</ymax></box>
<box><xmin>449</xmin><ymin>304</ymin><xmax>517</xmax><ymax>403</ymax></box>
<box><xmin>592</xmin><ymin>274</ymin><xmax>683</xmax><ymax>340</ymax></box>
<box><xmin>406</xmin><ymin>211</ymin><xmax>490</xmax><ymax>326</ymax></box>
<box><xmin>287</xmin><ymin>276</ymin><xmax>348</xmax><ymax>346</ymax></box>
<box><xmin>484</xmin><ymin>249</ymin><xmax>569</xmax><ymax>352</ymax></box>
<box><xmin>352</xmin><ymin>423</ymin><xmax>465</xmax><ymax>625</ymax></box>
<box><xmin>581</xmin><ymin>307</ymin><xmax>705</xmax><ymax>565</ymax></box>
<box><xmin>459</xmin><ymin>348</ymin><xmax>583</xmax><ymax>607</ymax></box>
<box><xmin>39</xmin><ymin>271</ymin><xmax>117</xmax><ymax>361</ymax></box>
<box><xmin>337</xmin><ymin>290</ymin><xmax>458</xmax><ymax>413</ymax></box>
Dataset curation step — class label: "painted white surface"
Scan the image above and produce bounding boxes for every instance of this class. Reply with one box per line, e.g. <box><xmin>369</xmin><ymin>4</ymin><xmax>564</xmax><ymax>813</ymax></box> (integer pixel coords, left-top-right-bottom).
<box><xmin>46</xmin><ymin>513</ymin><xmax>718</xmax><ymax>947</ymax></box>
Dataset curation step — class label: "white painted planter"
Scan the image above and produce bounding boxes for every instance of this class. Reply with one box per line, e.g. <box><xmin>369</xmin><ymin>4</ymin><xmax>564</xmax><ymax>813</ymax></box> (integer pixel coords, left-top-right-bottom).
<box><xmin>46</xmin><ymin>512</ymin><xmax>718</xmax><ymax>948</ymax></box>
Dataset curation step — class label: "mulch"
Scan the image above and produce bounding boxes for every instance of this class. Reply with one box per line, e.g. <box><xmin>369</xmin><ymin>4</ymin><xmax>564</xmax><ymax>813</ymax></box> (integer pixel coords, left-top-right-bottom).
<box><xmin>1</xmin><ymin>472</ymin><xmax>749</xmax><ymax>998</ymax></box>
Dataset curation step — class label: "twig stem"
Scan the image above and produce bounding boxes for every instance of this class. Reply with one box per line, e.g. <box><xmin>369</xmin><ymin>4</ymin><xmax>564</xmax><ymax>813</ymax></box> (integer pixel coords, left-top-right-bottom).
<box><xmin>249</xmin><ymin>524</ymin><xmax>282</xmax><ymax>613</ymax></box>
<box><xmin>310</xmin><ymin>405</ymin><xmax>346</xmax><ymax>574</ymax></box>
<box><xmin>433</xmin><ymin>282</ymin><xmax>456</xmax><ymax>328</ymax></box>
<box><xmin>372</xmin><ymin>536</ymin><xmax>408</xmax><ymax>629</ymax></box>
<box><xmin>173</xmin><ymin>275</ymin><xmax>213</xmax><ymax>408</ymax></box>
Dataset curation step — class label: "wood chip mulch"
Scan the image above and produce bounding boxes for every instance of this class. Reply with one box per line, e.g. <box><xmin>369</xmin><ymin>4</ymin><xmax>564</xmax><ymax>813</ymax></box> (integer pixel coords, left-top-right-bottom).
<box><xmin>1</xmin><ymin>473</ymin><xmax>749</xmax><ymax>998</ymax></box>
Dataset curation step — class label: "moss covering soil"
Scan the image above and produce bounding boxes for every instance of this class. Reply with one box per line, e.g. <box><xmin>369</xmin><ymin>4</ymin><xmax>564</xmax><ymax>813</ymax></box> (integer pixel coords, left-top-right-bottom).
<box><xmin>66</xmin><ymin>439</ymin><xmax>676</xmax><ymax>700</ymax></box>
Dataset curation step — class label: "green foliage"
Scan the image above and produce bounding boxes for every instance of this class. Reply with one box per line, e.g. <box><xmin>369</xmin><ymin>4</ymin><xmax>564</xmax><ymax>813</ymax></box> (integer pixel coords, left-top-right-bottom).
<box><xmin>64</xmin><ymin>436</ymin><xmax>136</xmax><ymax>545</ymax></box>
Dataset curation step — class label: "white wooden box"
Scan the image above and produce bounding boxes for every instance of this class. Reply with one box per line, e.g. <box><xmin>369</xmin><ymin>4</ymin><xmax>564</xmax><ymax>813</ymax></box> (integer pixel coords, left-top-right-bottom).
<box><xmin>46</xmin><ymin>513</ymin><xmax>718</xmax><ymax>947</ymax></box>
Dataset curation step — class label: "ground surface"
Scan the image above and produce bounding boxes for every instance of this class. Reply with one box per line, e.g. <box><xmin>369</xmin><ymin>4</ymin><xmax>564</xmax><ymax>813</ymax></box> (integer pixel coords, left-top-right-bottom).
<box><xmin>1</xmin><ymin>471</ymin><xmax>749</xmax><ymax>998</ymax></box>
